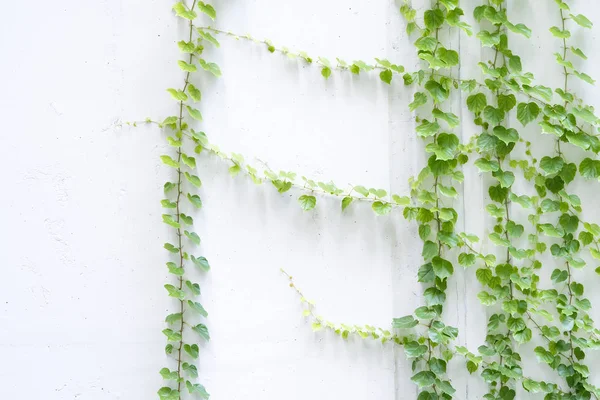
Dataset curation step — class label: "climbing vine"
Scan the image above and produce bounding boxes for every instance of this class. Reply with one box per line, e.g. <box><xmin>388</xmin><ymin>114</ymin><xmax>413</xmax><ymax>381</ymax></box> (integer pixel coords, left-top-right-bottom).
<box><xmin>146</xmin><ymin>0</ymin><xmax>600</xmax><ymax>398</ymax></box>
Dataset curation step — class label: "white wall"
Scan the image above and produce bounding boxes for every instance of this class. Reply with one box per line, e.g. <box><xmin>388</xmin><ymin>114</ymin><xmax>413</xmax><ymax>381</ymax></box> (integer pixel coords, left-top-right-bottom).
<box><xmin>1</xmin><ymin>0</ymin><xmax>599</xmax><ymax>399</ymax></box>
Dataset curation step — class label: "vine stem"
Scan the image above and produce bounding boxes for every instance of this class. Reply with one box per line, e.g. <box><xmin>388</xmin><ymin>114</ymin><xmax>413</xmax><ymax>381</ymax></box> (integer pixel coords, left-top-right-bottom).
<box><xmin>197</xmin><ymin>26</ymin><xmax>600</xmax><ymax>144</ymax></box>
<box><xmin>174</xmin><ymin>0</ymin><xmax>198</xmax><ymax>396</ymax></box>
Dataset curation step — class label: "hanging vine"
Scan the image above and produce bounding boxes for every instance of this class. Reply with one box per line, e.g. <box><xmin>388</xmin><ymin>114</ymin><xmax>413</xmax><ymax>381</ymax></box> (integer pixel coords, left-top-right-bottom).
<box><xmin>146</xmin><ymin>0</ymin><xmax>600</xmax><ymax>398</ymax></box>
<box><xmin>156</xmin><ymin>1</ymin><xmax>218</xmax><ymax>399</ymax></box>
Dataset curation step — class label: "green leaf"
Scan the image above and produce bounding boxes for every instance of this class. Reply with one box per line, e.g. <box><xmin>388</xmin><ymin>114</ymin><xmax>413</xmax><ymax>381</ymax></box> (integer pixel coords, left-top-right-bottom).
<box><xmin>321</xmin><ymin>66</ymin><xmax>332</xmax><ymax>79</ymax></box>
<box><xmin>409</xmin><ymin>92</ymin><xmax>428</xmax><ymax>111</ymax></box>
<box><xmin>477</xmin><ymin>291</ymin><xmax>497</xmax><ymax>305</ymax></box>
<box><xmin>458</xmin><ymin>253</ymin><xmax>476</xmax><ymax>267</ymax></box>
<box><xmin>188</xmin><ymin>300</ymin><xmax>208</xmax><ymax>316</ymax></box>
<box><xmin>404</xmin><ymin>341</ymin><xmax>428</xmax><ymax>358</ymax></box>
<box><xmin>559</xmin><ymin>214</ymin><xmax>579</xmax><ymax>233</ymax></box>
<box><xmin>429</xmin><ymin>358</ymin><xmax>447</xmax><ymax>375</ymax></box>
<box><xmin>493</xmin><ymin>126</ymin><xmax>519</xmax><ymax>144</ymax></box>
<box><xmin>191</xmin><ymin>255</ymin><xmax>210</xmax><ymax>272</ymax></box>
<box><xmin>177</xmin><ymin>60</ymin><xmax>197</xmax><ymax>72</ymax></box>
<box><xmin>162</xmin><ymin>328</ymin><xmax>182</xmax><ymax>342</ymax></box>
<box><xmin>198</xmin><ymin>59</ymin><xmax>221</xmax><ymax>77</ymax></box>
<box><xmin>197</xmin><ymin>1</ymin><xmax>216</xmax><ymax>20</ymax></box>
<box><xmin>173</xmin><ymin>2</ymin><xmax>197</xmax><ymax>20</ymax></box>
<box><xmin>513</xmin><ymin>328</ymin><xmax>532</xmax><ymax>343</ymax></box>
<box><xmin>341</xmin><ymin>196</ymin><xmax>353</xmax><ymax>211</ymax></box>
<box><xmin>411</xmin><ymin>371</ymin><xmax>436</xmax><ymax>387</ymax></box>
<box><xmin>571</xmin><ymin>13</ymin><xmax>593</xmax><ymax>29</ymax></box>
<box><xmin>392</xmin><ymin>315</ymin><xmax>418</xmax><ymax>329</ymax></box>
<box><xmin>475</xmin><ymin>158</ymin><xmax>499</xmax><ymax>172</ymax></box>
<box><xmin>523</xmin><ymin>84</ymin><xmax>553</xmax><ymax>102</ymax></box>
<box><xmin>483</xmin><ymin>106</ymin><xmax>505</xmax><ymax>125</ymax></box>
<box><xmin>178</xmin><ymin>40</ymin><xmax>196</xmax><ymax>53</ymax></box>
<box><xmin>425</xmin><ymin>80</ymin><xmax>449</xmax><ymax>103</ymax></box>
<box><xmin>380</xmin><ymin>69</ymin><xmax>392</xmax><ymax>84</ymax></box>
<box><xmin>517</xmin><ymin>102</ymin><xmax>540</xmax><ymax>126</ymax></box>
<box><xmin>183</xmin><ymin>343</ymin><xmax>199</xmax><ymax>359</ymax></box>
<box><xmin>187</xmin><ymin>193</ymin><xmax>203</xmax><ymax>208</ymax></box>
<box><xmin>467</xmin><ymin>93</ymin><xmax>487</xmax><ymax>114</ymax></box>
<box><xmin>185</xmin><ymin>230</ymin><xmax>201</xmax><ymax>245</ymax></box>
<box><xmin>186</xmin><ymin>381</ymin><xmax>209</xmax><ymax>399</ymax></box>
<box><xmin>432</xmin><ymin>256</ymin><xmax>453</xmax><ymax>279</ymax></box>
<box><xmin>182</xmin><ymin>362</ymin><xmax>198</xmax><ymax>378</ymax></box>
<box><xmin>549</xmin><ymin>26</ymin><xmax>570</xmax><ymax>38</ymax></box>
<box><xmin>506</xmin><ymin>22</ymin><xmax>532</xmax><ymax>38</ymax></box>
<box><xmin>165</xmin><ymin>284</ymin><xmax>186</xmax><ymax>300</ymax></box>
<box><xmin>422</xmin><ymin>240</ymin><xmax>438</xmax><ymax>260</ymax></box>
<box><xmin>192</xmin><ymin>324</ymin><xmax>210</xmax><ymax>341</ymax></box>
<box><xmin>416</xmin><ymin>120</ymin><xmax>440</xmax><ymax>137</ymax></box>
<box><xmin>418</xmin><ymin>263</ymin><xmax>435</xmax><ymax>282</ymax></box>
<box><xmin>372</xmin><ymin>201</ymin><xmax>392</xmax><ymax>215</ymax></box>
<box><xmin>424</xmin><ymin>287</ymin><xmax>446</xmax><ymax>305</ymax></box>
<box><xmin>164</xmin><ymin>243</ymin><xmax>179</xmax><ymax>253</ymax></box>
<box><xmin>185</xmin><ymin>280</ymin><xmax>201</xmax><ymax>296</ymax></box>
<box><xmin>508</xmin><ymin>55</ymin><xmax>522</xmax><ymax>74</ymax></box>
<box><xmin>197</xmin><ymin>29</ymin><xmax>220</xmax><ymax>47</ymax></box>
<box><xmin>573</xmin><ymin>71</ymin><xmax>595</xmax><ymax>85</ymax></box>
<box><xmin>165</xmin><ymin>312</ymin><xmax>183</xmax><ymax>324</ymax></box>
<box><xmin>158</xmin><ymin>387</ymin><xmax>180</xmax><ymax>400</ymax></box>
<box><xmin>579</xmin><ymin>158</ymin><xmax>600</xmax><ymax>179</ymax></box>
<box><xmin>167</xmin><ymin>262</ymin><xmax>184</xmax><ymax>276</ymax></box>
<box><xmin>477</xmin><ymin>30</ymin><xmax>500</xmax><ymax>47</ymax></box>
<box><xmin>185</xmin><ymin>172</ymin><xmax>202</xmax><ymax>188</ymax></box>
<box><xmin>186</xmin><ymin>106</ymin><xmax>203</xmax><ymax>121</ymax></box>
<box><xmin>298</xmin><ymin>195</ymin><xmax>316</xmax><ymax>211</ymax></box>
<box><xmin>160</xmin><ymin>155</ymin><xmax>179</xmax><ymax>168</ymax></box>
<box><xmin>497</xmin><ymin>94</ymin><xmax>516</xmax><ymax>112</ymax></box>
<box><xmin>271</xmin><ymin>179</ymin><xmax>292</xmax><ymax>193</ymax></box>
<box><xmin>162</xmin><ymin>214</ymin><xmax>180</xmax><ymax>228</ymax></box>
<box><xmin>571</xmin><ymin>47</ymin><xmax>587</xmax><ymax>59</ymax></box>
<box><xmin>493</xmin><ymin>170</ymin><xmax>515</xmax><ymax>188</ymax></box>
<box><xmin>424</xmin><ymin>9</ymin><xmax>445</xmax><ymax>30</ymax></box>
<box><xmin>181</xmin><ymin>154</ymin><xmax>196</xmax><ymax>169</ymax></box>
<box><xmin>439</xmin><ymin>0</ymin><xmax>458</xmax><ymax>10</ymax></box>
<box><xmin>160</xmin><ymin>368</ymin><xmax>179</xmax><ymax>380</ymax></box>
<box><xmin>540</xmin><ymin>156</ymin><xmax>564</xmax><ymax>175</ymax></box>
<box><xmin>187</xmin><ymin>84</ymin><xmax>202</xmax><ymax>102</ymax></box>
<box><xmin>415</xmin><ymin>37</ymin><xmax>438</xmax><ymax>52</ymax></box>
<box><xmin>534</xmin><ymin>346</ymin><xmax>554</xmax><ymax>364</ymax></box>
<box><xmin>167</xmin><ymin>88</ymin><xmax>187</xmax><ymax>101</ymax></box>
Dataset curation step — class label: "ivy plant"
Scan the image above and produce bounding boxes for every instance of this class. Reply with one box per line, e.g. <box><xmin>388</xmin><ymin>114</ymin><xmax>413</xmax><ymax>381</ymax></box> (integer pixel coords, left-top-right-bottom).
<box><xmin>146</xmin><ymin>0</ymin><xmax>600</xmax><ymax>398</ymax></box>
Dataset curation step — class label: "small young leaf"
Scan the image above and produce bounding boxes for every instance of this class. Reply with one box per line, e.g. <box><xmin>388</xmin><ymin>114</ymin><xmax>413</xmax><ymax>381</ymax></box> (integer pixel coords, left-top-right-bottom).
<box><xmin>187</xmin><ymin>84</ymin><xmax>202</xmax><ymax>102</ymax></box>
<box><xmin>198</xmin><ymin>59</ymin><xmax>221</xmax><ymax>77</ymax></box>
<box><xmin>380</xmin><ymin>69</ymin><xmax>392</xmax><ymax>84</ymax></box>
<box><xmin>341</xmin><ymin>196</ymin><xmax>353</xmax><ymax>211</ymax></box>
<box><xmin>183</xmin><ymin>343</ymin><xmax>200</xmax><ymax>359</ymax></box>
<box><xmin>191</xmin><ymin>255</ymin><xmax>211</xmax><ymax>272</ymax></box>
<box><xmin>178</xmin><ymin>60</ymin><xmax>197</xmax><ymax>72</ymax></box>
<box><xmin>392</xmin><ymin>315</ymin><xmax>418</xmax><ymax>329</ymax></box>
<box><xmin>298</xmin><ymin>195</ymin><xmax>317</xmax><ymax>211</ymax></box>
<box><xmin>187</xmin><ymin>193</ymin><xmax>203</xmax><ymax>208</ymax></box>
<box><xmin>517</xmin><ymin>102</ymin><xmax>540</xmax><ymax>126</ymax></box>
<box><xmin>466</xmin><ymin>93</ymin><xmax>487</xmax><ymax>114</ymax></box>
<box><xmin>185</xmin><ymin>230</ymin><xmax>201</xmax><ymax>245</ymax></box>
<box><xmin>160</xmin><ymin>155</ymin><xmax>180</xmax><ymax>168</ymax></box>
<box><xmin>197</xmin><ymin>1</ymin><xmax>216</xmax><ymax>20</ymax></box>
<box><xmin>571</xmin><ymin>13</ymin><xmax>593</xmax><ymax>29</ymax></box>
<box><xmin>192</xmin><ymin>324</ymin><xmax>210</xmax><ymax>341</ymax></box>
<box><xmin>372</xmin><ymin>201</ymin><xmax>392</xmax><ymax>215</ymax></box>
<box><xmin>188</xmin><ymin>300</ymin><xmax>208</xmax><ymax>317</ymax></box>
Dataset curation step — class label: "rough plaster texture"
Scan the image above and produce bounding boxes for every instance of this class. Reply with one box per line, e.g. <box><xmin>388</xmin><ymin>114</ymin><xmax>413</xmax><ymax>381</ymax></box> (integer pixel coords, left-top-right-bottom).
<box><xmin>1</xmin><ymin>0</ymin><xmax>600</xmax><ymax>399</ymax></box>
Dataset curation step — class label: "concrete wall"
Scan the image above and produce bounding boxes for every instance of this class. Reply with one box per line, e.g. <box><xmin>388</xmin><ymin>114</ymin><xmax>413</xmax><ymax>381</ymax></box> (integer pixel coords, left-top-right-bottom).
<box><xmin>1</xmin><ymin>0</ymin><xmax>599</xmax><ymax>398</ymax></box>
